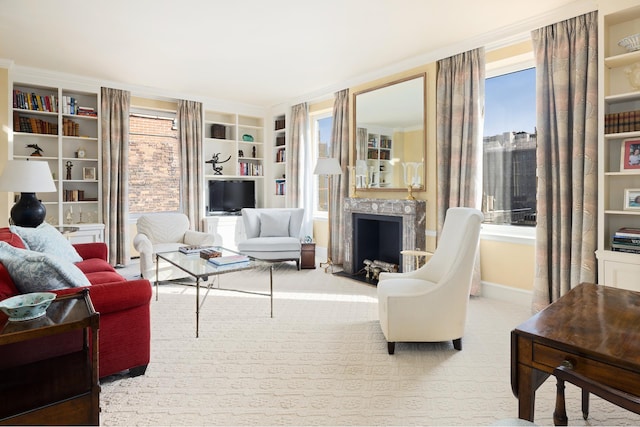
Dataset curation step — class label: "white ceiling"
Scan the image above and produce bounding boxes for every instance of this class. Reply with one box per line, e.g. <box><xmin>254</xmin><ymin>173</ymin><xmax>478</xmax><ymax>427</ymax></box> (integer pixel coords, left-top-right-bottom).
<box><xmin>0</xmin><ymin>0</ymin><xmax>591</xmax><ymax>108</ymax></box>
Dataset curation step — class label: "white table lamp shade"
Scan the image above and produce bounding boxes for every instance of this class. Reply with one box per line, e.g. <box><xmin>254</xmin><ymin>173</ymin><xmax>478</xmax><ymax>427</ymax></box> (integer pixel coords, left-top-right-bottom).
<box><xmin>0</xmin><ymin>160</ymin><xmax>56</xmax><ymax>193</ymax></box>
<box><xmin>0</xmin><ymin>160</ymin><xmax>57</xmax><ymax>227</ymax></box>
<box><xmin>313</xmin><ymin>157</ymin><xmax>342</xmax><ymax>176</ymax></box>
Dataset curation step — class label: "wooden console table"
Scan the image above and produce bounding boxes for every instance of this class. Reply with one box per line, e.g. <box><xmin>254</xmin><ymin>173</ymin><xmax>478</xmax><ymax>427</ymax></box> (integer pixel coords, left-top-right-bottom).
<box><xmin>511</xmin><ymin>283</ymin><xmax>640</xmax><ymax>423</ymax></box>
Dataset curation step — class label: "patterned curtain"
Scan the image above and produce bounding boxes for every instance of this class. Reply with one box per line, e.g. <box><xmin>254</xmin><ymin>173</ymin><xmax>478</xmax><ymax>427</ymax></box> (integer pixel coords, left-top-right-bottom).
<box><xmin>330</xmin><ymin>89</ymin><xmax>349</xmax><ymax>265</ymax></box>
<box><xmin>101</xmin><ymin>87</ymin><xmax>131</xmax><ymax>266</ymax></box>
<box><xmin>286</xmin><ymin>103</ymin><xmax>313</xmax><ymax>236</ymax></box>
<box><xmin>177</xmin><ymin>100</ymin><xmax>204</xmax><ymax>231</ymax></box>
<box><xmin>436</xmin><ymin>48</ymin><xmax>485</xmax><ymax>295</ymax></box>
<box><xmin>531</xmin><ymin>11</ymin><xmax>598</xmax><ymax>311</ymax></box>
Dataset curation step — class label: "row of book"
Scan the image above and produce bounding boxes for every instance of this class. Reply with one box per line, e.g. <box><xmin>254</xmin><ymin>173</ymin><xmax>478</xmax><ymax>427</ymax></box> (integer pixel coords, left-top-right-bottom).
<box><xmin>63</xmin><ymin>118</ymin><xmax>80</xmax><ymax>137</ymax></box>
<box><xmin>275</xmin><ymin>179</ymin><xmax>286</xmax><ymax>196</ymax></box>
<box><xmin>238</xmin><ymin>162</ymin><xmax>263</xmax><ymax>176</ymax></box>
<box><xmin>611</xmin><ymin>227</ymin><xmax>640</xmax><ymax>254</ymax></box>
<box><xmin>63</xmin><ymin>190</ymin><xmax>97</xmax><ymax>202</ymax></box>
<box><xmin>13</xmin><ymin>90</ymin><xmax>57</xmax><ymax>112</ymax></box>
<box><xmin>604</xmin><ymin>111</ymin><xmax>640</xmax><ymax>134</ymax></box>
<box><xmin>275</xmin><ymin>147</ymin><xmax>286</xmax><ymax>162</ymax></box>
<box><xmin>15</xmin><ymin>114</ymin><xmax>58</xmax><ymax>135</ymax></box>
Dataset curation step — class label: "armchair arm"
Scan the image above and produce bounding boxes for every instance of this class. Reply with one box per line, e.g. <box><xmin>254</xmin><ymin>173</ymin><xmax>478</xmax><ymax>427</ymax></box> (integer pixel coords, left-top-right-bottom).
<box><xmin>184</xmin><ymin>230</ymin><xmax>216</xmax><ymax>246</ymax></box>
<box><xmin>73</xmin><ymin>242</ymin><xmax>108</xmax><ymax>262</ymax></box>
<box><xmin>133</xmin><ymin>233</ymin><xmax>154</xmax><ymax>279</ymax></box>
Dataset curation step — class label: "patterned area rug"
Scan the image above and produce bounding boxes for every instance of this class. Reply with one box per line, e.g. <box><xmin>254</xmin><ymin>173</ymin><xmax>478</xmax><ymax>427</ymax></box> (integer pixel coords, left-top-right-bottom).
<box><xmin>101</xmin><ymin>263</ymin><xmax>640</xmax><ymax>425</ymax></box>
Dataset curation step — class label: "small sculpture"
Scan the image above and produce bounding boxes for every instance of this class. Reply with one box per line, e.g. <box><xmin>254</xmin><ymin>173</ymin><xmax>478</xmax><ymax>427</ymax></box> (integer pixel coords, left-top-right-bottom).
<box><xmin>252</xmin><ymin>146</ymin><xmax>257</xmax><ymax>158</ymax></box>
<box><xmin>66</xmin><ymin>161</ymin><xmax>73</xmax><ymax>180</ymax></box>
<box><xmin>27</xmin><ymin>144</ymin><xmax>43</xmax><ymax>156</ymax></box>
<box><xmin>205</xmin><ymin>153</ymin><xmax>231</xmax><ymax>175</ymax></box>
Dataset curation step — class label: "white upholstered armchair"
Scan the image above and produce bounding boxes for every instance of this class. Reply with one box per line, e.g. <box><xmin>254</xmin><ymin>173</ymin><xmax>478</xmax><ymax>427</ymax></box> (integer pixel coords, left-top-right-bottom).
<box><xmin>377</xmin><ymin>207</ymin><xmax>483</xmax><ymax>354</ymax></box>
<box><xmin>237</xmin><ymin>208</ymin><xmax>304</xmax><ymax>269</ymax></box>
<box><xmin>133</xmin><ymin>213</ymin><xmax>216</xmax><ymax>281</ymax></box>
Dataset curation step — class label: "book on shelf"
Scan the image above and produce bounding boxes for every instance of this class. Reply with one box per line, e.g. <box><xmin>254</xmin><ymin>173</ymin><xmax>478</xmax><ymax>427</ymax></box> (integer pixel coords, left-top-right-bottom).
<box><xmin>612</xmin><ymin>236</ymin><xmax>640</xmax><ymax>245</ymax></box>
<box><xmin>614</xmin><ymin>227</ymin><xmax>640</xmax><ymax>238</ymax></box>
<box><xmin>178</xmin><ymin>245</ymin><xmax>215</xmax><ymax>255</ymax></box>
<box><xmin>208</xmin><ymin>255</ymin><xmax>250</xmax><ymax>266</ymax></box>
<box><xmin>611</xmin><ymin>245</ymin><xmax>640</xmax><ymax>254</ymax></box>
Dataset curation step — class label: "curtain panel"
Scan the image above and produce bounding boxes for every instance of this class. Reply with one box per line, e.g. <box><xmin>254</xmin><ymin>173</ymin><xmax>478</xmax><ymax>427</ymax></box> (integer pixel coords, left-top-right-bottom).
<box><xmin>101</xmin><ymin>87</ymin><xmax>131</xmax><ymax>266</ymax></box>
<box><xmin>330</xmin><ymin>89</ymin><xmax>349</xmax><ymax>265</ymax></box>
<box><xmin>177</xmin><ymin>100</ymin><xmax>204</xmax><ymax>231</ymax></box>
<box><xmin>436</xmin><ymin>48</ymin><xmax>485</xmax><ymax>295</ymax></box>
<box><xmin>286</xmin><ymin>103</ymin><xmax>313</xmax><ymax>237</ymax></box>
<box><xmin>531</xmin><ymin>11</ymin><xmax>598</xmax><ymax>311</ymax></box>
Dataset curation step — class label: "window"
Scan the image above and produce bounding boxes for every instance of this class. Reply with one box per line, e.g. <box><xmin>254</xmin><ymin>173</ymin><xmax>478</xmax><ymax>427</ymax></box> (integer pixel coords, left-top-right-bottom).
<box><xmin>310</xmin><ymin>111</ymin><xmax>333</xmax><ymax>215</ymax></box>
<box><xmin>128</xmin><ymin>108</ymin><xmax>180</xmax><ymax>214</ymax></box>
<box><xmin>483</xmin><ymin>66</ymin><xmax>536</xmax><ymax>227</ymax></box>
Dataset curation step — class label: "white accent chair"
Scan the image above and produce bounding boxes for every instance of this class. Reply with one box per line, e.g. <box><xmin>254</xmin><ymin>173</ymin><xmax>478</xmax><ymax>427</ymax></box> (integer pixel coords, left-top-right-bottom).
<box><xmin>237</xmin><ymin>208</ymin><xmax>304</xmax><ymax>269</ymax></box>
<box><xmin>133</xmin><ymin>213</ymin><xmax>216</xmax><ymax>281</ymax></box>
<box><xmin>377</xmin><ymin>207</ymin><xmax>483</xmax><ymax>354</ymax></box>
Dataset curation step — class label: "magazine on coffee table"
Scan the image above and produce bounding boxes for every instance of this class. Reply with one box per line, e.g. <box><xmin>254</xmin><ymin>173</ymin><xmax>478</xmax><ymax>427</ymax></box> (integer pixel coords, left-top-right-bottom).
<box><xmin>208</xmin><ymin>254</ymin><xmax>250</xmax><ymax>266</ymax></box>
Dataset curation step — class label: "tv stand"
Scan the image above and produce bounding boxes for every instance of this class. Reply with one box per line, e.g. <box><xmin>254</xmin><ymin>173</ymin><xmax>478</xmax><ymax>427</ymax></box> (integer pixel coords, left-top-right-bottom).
<box><xmin>207</xmin><ymin>211</ymin><xmax>242</xmax><ymax>217</ymax></box>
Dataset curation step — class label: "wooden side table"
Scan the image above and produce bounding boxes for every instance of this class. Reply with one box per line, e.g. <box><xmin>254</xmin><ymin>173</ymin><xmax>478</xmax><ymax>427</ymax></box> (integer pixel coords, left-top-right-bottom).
<box><xmin>301</xmin><ymin>242</ymin><xmax>316</xmax><ymax>269</ymax></box>
<box><xmin>0</xmin><ymin>289</ymin><xmax>100</xmax><ymax>425</ymax></box>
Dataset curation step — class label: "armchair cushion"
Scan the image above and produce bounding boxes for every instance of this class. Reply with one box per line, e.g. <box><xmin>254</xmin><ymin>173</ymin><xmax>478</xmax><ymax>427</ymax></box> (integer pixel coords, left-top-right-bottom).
<box><xmin>259</xmin><ymin>211</ymin><xmax>291</xmax><ymax>237</ymax></box>
<box><xmin>0</xmin><ymin>241</ymin><xmax>91</xmax><ymax>293</ymax></box>
<box><xmin>10</xmin><ymin>222</ymin><xmax>82</xmax><ymax>263</ymax></box>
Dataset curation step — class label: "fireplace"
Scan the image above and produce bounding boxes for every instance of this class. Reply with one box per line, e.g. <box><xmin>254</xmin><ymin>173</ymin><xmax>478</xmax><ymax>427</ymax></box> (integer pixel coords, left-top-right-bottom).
<box><xmin>353</xmin><ymin>213</ymin><xmax>403</xmax><ymax>274</ymax></box>
<box><xmin>343</xmin><ymin>198</ymin><xmax>426</xmax><ymax>275</ymax></box>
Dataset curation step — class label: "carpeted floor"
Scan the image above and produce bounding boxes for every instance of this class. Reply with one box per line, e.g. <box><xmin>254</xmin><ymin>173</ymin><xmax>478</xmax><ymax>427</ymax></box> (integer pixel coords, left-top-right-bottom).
<box><xmin>101</xmin><ymin>261</ymin><xmax>640</xmax><ymax>426</ymax></box>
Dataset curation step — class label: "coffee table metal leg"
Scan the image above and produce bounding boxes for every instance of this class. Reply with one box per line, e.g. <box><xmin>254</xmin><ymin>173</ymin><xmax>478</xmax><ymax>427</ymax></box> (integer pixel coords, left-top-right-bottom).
<box><xmin>155</xmin><ymin>254</ymin><xmax>159</xmax><ymax>301</ymax></box>
<box><xmin>196</xmin><ymin>276</ymin><xmax>200</xmax><ymax>338</ymax></box>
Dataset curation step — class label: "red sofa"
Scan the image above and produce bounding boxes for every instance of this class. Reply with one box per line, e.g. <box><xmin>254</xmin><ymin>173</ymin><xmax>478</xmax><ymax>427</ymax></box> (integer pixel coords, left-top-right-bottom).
<box><xmin>0</xmin><ymin>227</ymin><xmax>152</xmax><ymax>379</ymax></box>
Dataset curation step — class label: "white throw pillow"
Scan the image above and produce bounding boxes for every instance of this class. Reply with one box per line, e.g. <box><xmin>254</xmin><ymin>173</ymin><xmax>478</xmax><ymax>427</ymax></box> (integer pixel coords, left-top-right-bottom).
<box><xmin>259</xmin><ymin>211</ymin><xmax>291</xmax><ymax>237</ymax></box>
<box><xmin>0</xmin><ymin>242</ymin><xmax>91</xmax><ymax>293</ymax></box>
<box><xmin>10</xmin><ymin>222</ymin><xmax>82</xmax><ymax>263</ymax></box>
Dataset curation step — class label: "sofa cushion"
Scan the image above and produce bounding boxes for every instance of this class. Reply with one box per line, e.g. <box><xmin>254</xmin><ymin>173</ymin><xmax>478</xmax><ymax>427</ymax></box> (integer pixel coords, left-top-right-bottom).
<box><xmin>0</xmin><ymin>242</ymin><xmax>90</xmax><ymax>293</ymax></box>
<box><xmin>0</xmin><ymin>227</ymin><xmax>26</xmax><ymax>249</ymax></box>
<box><xmin>239</xmin><ymin>236</ymin><xmax>301</xmax><ymax>252</ymax></box>
<box><xmin>10</xmin><ymin>222</ymin><xmax>82</xmax><ymax>263</ymax></box>
<box><xmin>84</xmin><ymin>271</ymin><xmax>127</xmax><ymax>285</ymax></box>
<box><xmin>75</xmin><ymin>258</ymin><xmax>118</xmax><ymax>275</ymax></box>
<box><xmin>259</xmin><ymin>211</ymin><xmax>291</xmax><ymax>237</ymax></box>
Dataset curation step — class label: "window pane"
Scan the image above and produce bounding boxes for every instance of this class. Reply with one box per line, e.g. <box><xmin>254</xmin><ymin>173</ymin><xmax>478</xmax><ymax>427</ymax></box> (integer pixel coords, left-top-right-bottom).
<box><xmin>129</xmin><ymin>112</ymin><xmax>180</xmax><ymax>214</ymax></box>
<box><xmin>316</xmin><ymin>116</ymin><xmax>333</xmax><ymax>213</ymax></box>
<box><xmin>483</xmin><ymin>67</ymin><xmax>537</xmax><ymax>226</ymax></box>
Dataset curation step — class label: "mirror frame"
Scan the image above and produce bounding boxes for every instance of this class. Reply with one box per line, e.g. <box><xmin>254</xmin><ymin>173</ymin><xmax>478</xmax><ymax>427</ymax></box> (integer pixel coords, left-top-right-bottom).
<box><xmin>352</xmin><ymin>73</ymin><xmax>427</xmax><ymax>192</ymax></box>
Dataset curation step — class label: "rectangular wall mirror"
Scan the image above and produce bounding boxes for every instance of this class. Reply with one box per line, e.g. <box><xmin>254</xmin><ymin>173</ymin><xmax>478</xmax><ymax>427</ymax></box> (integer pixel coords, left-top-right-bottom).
<box><xmin>353</xmin><ymin>73</ymin><xmax>426</xmax><ymax>191</ymax></box>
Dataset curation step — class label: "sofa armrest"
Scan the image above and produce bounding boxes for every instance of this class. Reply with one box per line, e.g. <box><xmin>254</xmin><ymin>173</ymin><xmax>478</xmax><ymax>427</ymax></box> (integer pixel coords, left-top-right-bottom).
<box><xmin>73</xmin><ymin>242</ymin><xmax>108</xmax><ymax>262</ymax></box>
<box><xmin>184</xmin><ymin>230</ymin><xmax>216</xmax><ymax>246</ymax></box>
<box><xmin>55</xmin><ymin>279</ymin><xmax>151</xmax><ymax>313</ymax></box>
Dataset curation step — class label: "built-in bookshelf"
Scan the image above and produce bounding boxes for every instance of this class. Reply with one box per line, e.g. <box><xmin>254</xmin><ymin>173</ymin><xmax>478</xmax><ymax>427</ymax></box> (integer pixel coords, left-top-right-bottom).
<box><xmin>366</xmin><ymin>131</ymin><xmax>394</xmax><ymax>188</ymax></box>
<box><xmin>272</xmin><ymin>114</ymin><xmax>286</xmax><ymax>206</ymax></box>
<box><xmin>596</xmin><ymin>5</ymin><xmax>640</xmax><ymax>291</ymax></box>
<box><xmin>202</xmin><ymin>110</ymin><xmax>265</xmax><ymax>208</ymax></box>
<box><xmin>11</xmin><ymin>83</ymin><xmax>102</xmax><ymax>232</ymax></box>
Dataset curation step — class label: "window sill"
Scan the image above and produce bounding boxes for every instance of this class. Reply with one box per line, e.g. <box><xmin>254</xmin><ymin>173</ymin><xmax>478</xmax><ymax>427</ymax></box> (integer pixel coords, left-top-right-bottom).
<box><xmin>480</xmin><ymin>223</ymin><xmax>535</xmax><ymax>246</ymax></box>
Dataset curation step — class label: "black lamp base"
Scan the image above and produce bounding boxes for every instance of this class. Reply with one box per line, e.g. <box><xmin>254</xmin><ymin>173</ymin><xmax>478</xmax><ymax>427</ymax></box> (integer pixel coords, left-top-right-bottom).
<box><xmin>10</xmin><ymin>192</ymin><xmax>46</xmax><ymax>227</ymax></box>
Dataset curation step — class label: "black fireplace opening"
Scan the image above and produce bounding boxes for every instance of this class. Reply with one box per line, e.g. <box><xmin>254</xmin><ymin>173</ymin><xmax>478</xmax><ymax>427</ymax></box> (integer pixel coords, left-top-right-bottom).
<box><xmin>353</xmin><ymin>213</ymin><xmax>403</xmax><ymax>276</ymax></box>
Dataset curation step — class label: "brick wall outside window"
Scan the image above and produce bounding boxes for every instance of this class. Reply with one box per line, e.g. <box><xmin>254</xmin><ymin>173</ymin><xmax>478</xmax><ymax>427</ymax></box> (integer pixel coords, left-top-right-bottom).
<box><xmin>129</xmin><ymin>114</ymin><xmax>180</xmax><ymax>214</ymax></box>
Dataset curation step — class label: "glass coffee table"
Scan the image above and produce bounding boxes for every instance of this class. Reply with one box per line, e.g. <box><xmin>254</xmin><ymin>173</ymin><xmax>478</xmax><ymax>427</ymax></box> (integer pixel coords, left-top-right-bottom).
<box><xmin>155</xmin><ymin>247</ymin><xmax>272</xmax><ymax>337</ymax></box>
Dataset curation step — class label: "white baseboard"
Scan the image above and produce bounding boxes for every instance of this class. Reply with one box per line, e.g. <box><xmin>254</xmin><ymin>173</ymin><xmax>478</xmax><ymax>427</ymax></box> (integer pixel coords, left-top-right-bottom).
<box><xmin>480</xmin><ymin>281</ymin><xmax>532</xmax><ymax>307</ymax></box>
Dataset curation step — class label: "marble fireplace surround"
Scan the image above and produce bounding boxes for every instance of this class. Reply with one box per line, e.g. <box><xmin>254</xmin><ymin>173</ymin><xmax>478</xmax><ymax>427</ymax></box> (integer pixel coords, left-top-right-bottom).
<box><xmin>343</xmin><ymin>198</ymin><xmax>426</xmax><ymax>275</ymax></box>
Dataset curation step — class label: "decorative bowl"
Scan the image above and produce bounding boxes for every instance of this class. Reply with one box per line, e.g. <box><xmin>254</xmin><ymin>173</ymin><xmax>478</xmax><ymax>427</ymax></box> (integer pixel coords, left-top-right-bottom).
<box><xmin>619</xmin><ymin>34</ymin><xmax>640</xmax><ymax>52</ymax></box>
<box><xmin>0</xmin><ymin>292</ymin><xmax>56</xmax><ymax>321</ymax></box>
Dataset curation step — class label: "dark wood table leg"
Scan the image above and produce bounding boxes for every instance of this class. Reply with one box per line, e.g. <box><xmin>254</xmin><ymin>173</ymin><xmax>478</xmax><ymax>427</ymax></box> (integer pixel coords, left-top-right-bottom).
<box><xmin>554</xmin><ymin>377</ymin><xmax>568</xmax><ymax>426</ymax></box>
<box><xmin>517</xmin><ymin>364</ymin><xmax>537</xmax><ymax>422</ymax></box>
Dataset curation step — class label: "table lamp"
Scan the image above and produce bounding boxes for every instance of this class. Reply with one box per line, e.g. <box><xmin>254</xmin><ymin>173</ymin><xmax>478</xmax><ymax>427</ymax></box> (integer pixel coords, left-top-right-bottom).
<box><xmin>0</xmin><ymin>160</ymin><xmax>57</xmax><ymax>227</ymax></box>
<box><xmin>313</xmin><ymin>157</ymin><xmax>342</xmax><ymax>273</ymax></box>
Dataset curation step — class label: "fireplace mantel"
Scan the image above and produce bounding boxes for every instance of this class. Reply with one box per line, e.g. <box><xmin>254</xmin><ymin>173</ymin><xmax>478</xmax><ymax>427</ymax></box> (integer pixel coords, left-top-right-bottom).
<box><xmin>343</xmin><ymin>198</ymin><xmax>426</xmax><ymax>274</ymax></box>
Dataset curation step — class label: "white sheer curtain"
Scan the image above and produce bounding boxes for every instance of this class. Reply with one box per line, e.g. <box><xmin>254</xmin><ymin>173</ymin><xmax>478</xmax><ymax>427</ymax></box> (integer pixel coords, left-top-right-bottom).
<box><xmin>286</xmin><ymin>103</ymin><xmax>313</xmax><ymax>237</ymax></box>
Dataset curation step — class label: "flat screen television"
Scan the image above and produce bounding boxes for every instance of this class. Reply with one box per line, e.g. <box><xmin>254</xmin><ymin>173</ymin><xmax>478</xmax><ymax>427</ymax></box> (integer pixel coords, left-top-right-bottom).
<box><xmin>208</xmin><ymin>180</ymin><xmax>255</xmax><ymax>213</ymax></box>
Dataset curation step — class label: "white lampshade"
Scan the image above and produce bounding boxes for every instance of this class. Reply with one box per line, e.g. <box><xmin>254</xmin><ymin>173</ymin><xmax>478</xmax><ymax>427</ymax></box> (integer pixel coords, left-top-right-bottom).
<box><xmin>0</xmin><ymin>160</ymin><xmax>57</xmax><ymax>193</ymax></box>
<box><xmin>313</xmin><ymin>157</ymin><xmax>342</xmax><ymax>176</ymax></box>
